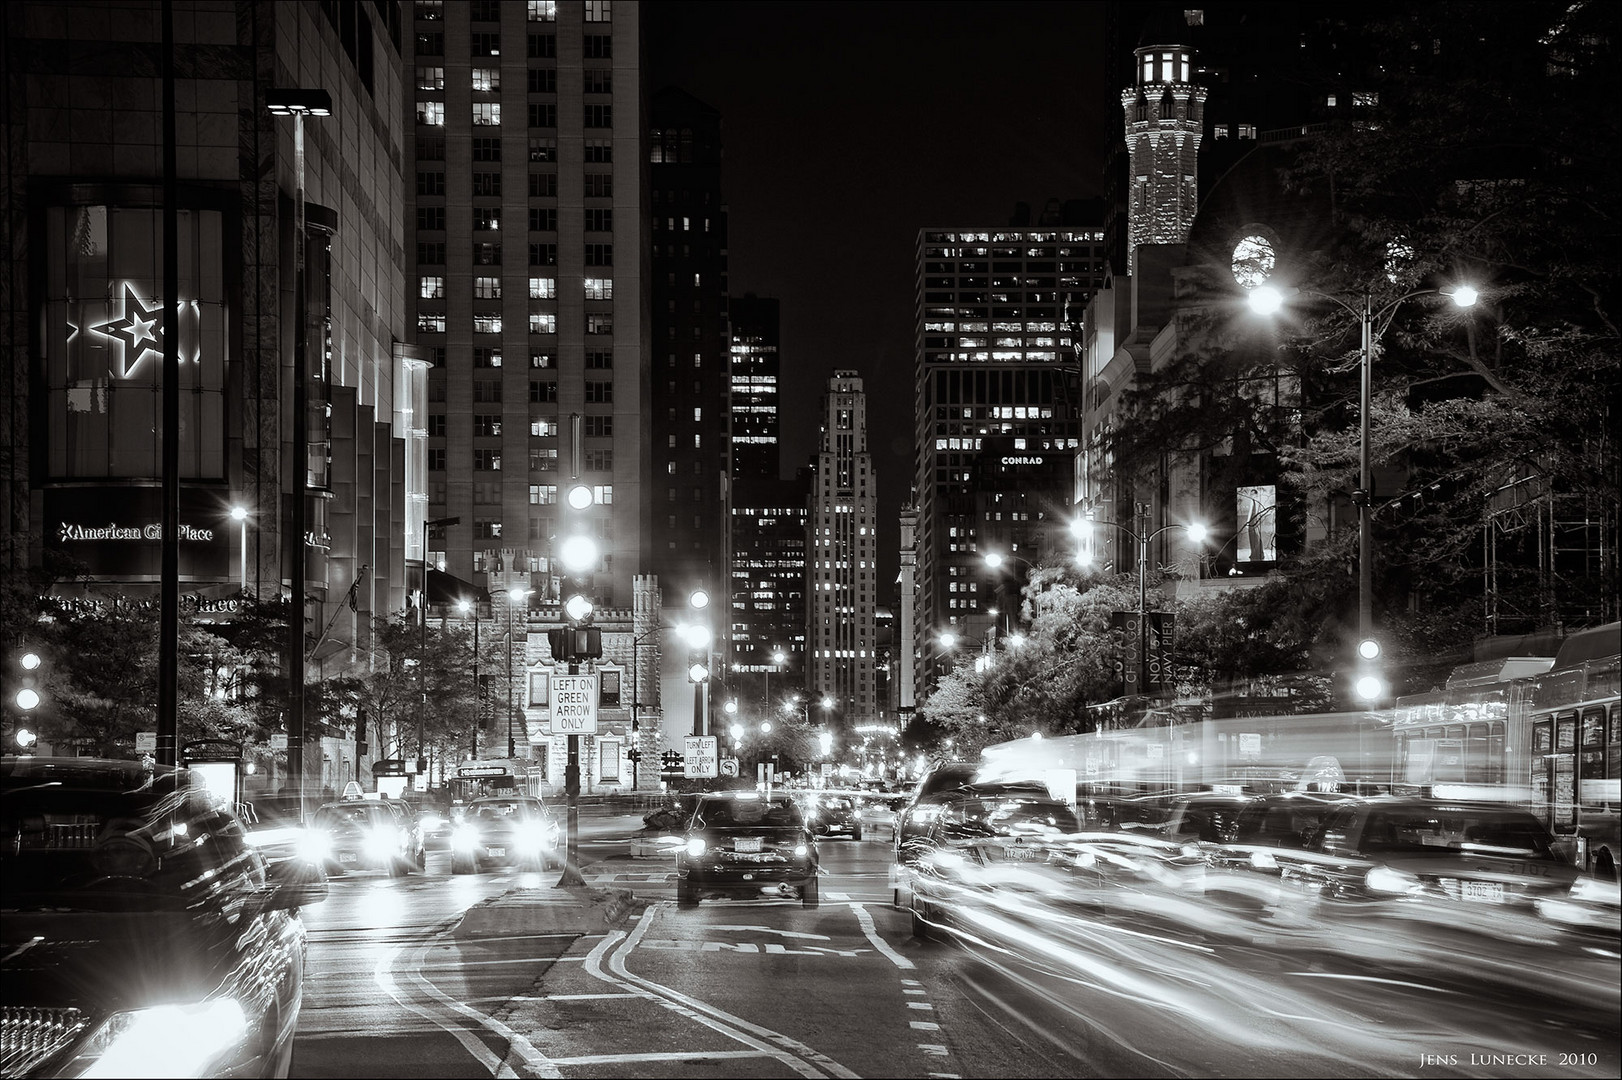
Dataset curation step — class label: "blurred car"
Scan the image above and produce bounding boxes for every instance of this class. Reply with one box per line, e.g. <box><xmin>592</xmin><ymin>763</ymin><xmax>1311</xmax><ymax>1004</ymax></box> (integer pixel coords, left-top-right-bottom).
<box><xmin>805</xmin><ymin>793</ymin><xmax>859</xmax><ymax>839</ymax></box>
<box><xmin>854</xmin><ymin>791</ymin><xmax>908</xmax><ymax>841</ymax></box>
<box><xmin>450</xmin><ymin>796</ymin><xmax>561</xmax><ymax>873</ymax></box>
<box><xmin>1279</xmin><ymin>797</ymin><xmax>1580</xmax><ymax>909</ymax></box>
<box><xmin>676</xmin><ymin>791</ymin><xmax>819</xmax><ymax>908</ymax></box>
<box><xmin>239</xmin><ymin>792</ymin><xmax>311</xmax><ymax>868</ymax></box>
<box><xmin>1162</xmin><ymin>790</ymin><xmax>1356</xmax><ymax>867</ymax></box>
<box><xmin>401</xmin><ymin>790</ymin><xmax>452</xmax><ymax>850</ymax></box>
<box><xmin>1</xmin><ymin>756</ymin><xmax>321</xmax><ymax>1079</ymax></box>
<box><xmin>306</xmin><ymin>798</ymin><xmax>419</xmax><ymax>876</ymax></box>
<box><xmin>376</xmin><ymin>797</ymin><xmax>427</xmax><ymax>870</ymax></box>
<box><xmin>892</xmin><ymin>760</ymin><xmax>982</xmax><ymax>863</ymax></box>
<box><xmin>900</xmin><ymin>785</ymin><xmax>1083</xmax><ymax>940</ymax></box>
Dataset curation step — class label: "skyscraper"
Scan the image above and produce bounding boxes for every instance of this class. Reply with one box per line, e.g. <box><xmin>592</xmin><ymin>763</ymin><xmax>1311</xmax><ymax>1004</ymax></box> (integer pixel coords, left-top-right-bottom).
<box><xmin>728</xmin><ymin>295</ymin><xmax>781</xmax><ymax>484</ymax></box>
<box><xmin>911</xmin><ymin>216</ymin><xmax>1107</xmax><ymax>702</ymax></box>
<box><xmin>648</xmin><ymin>86</ymin><xmax>730</xmax><ymax>617</ymax></box>
<box><xmin>410</xmin><ymin>0</ymin><xmax>648</xmax><ymax>611</ymax></box>
<box><xmin>809</xmin><ymin>372</ymin><xmax>878</xmax><ymax>732</ymax></box>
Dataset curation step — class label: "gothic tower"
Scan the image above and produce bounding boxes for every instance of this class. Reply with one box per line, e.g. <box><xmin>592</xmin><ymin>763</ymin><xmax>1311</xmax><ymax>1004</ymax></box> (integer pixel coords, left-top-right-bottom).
<box><xmin>1120</xmin><ymin>38</ymin><xmax>1207</xmax><ymax>275</ymax></box>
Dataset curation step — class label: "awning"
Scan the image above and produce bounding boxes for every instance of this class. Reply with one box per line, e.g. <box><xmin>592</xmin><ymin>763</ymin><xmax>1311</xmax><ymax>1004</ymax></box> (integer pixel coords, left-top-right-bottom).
<box><xmin>427</xmin><ymin>567</ymin><xmax>490</xmax><ymax>606</ymax></box>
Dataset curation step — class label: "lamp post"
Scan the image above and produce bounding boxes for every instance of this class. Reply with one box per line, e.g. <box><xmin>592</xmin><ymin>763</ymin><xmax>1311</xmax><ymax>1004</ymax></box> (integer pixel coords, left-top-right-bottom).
<box><xmin>230</xmin><ymin>506</ymin><xmax>249</xmax><ymax>595</ymax></box>
<box><xmin>686</xmin><ymin>589</ymin><xmax>712</xmax><ymax>737</ymax></box>
<box><xmin>1075</xmin><ymin>504</ymin><xmax>1207</xmax><ymax>698</ymax></box>
<box><xmin>496</xmin><ymin>587</ymin><xmax>530</xmax><ymax>759</ymax></box>
<box><xmin>266</xmin><ymin>87</ymin><xmax>331</xmax><ymax>808</ymax></box>
<box><xmin>457</xmin><ymin>598</ymin><xmax>480</xmax><ymax>760</ymax></box>
<box><xmin>766</xmin><ymin>649</ymin><xmax>785</xmax><ymax>715</ymax></box>
<box><xmin>1246</xmin><ymin>278</ymin><xmax>1477</xmax><ymax>694</ymax></box>
<box><xmin>418</xmin><ymin>516</ymin><xmax>460</xmax><ymax>771</ymax></box>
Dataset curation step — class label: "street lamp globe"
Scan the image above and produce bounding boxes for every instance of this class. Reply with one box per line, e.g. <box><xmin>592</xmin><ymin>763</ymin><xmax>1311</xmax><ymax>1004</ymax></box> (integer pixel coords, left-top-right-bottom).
<box><xmin>559</xmin><ymin>534</ymin><xmax>599</xmax><ymax>573</ymax></box>
<box><xmin>984</xmin><ymin>552</ymin><xmax>1005</xmax><ymax>570</ymax></box>
<box><xmin>1449</xmin><ymin>284</ymin><xmax>1479</xmax><ymax>308</ymax></box>
<box><xmin>680</xmin><ymin>623</ymin><xmax>711</xmax><ymax>650</ymax></box>
<box><xmin>688</xmin><ymin>588</ymin><xmax>710</xmax><ymax>610</ymax></box>
<box><xmin>230</xmin><ymin>506</ymin><xmax>247</xmax><ymax>522</ymax></box>
<box><xmin>564</xmin><ymin>483</ymin><xmax>594</xmax><ymax>511</ymax></box>
<box><xmin>760</xmin><ymin>721</ymin><xmax>773</xmax><ymax>734</ymax></box>
<box><xmin>1354</xmin><ymin>674</ymin><xmax>1386</xmax><ymax>702</ymax></box>
<box><xmin>938</xmin><ymin>631</ymin><xmax>957</xmax><ymax>649</ymax></box>
<box><xmin>771</xmin><ymin>649</ymin><xmax>786</xmax><ymax>665</ymax></box>
<box><xmin>1185</xmin><ymin>522</ymin><xmax>1209</xmax><ymax>544</ymax></box>
<box><xmin>730</xmin><ymin>723</ymin><xmax>744</xmax><ymax>741</ymax></box>
<box><xmin>1247</xmin><ymin>284</ymin><xmax>1285</xmax><ymax>315</ymax></box>
<box><xmin>724</xmin><ymin>699</ymin><xmax>738</xmax><ymax>716</ymax></box>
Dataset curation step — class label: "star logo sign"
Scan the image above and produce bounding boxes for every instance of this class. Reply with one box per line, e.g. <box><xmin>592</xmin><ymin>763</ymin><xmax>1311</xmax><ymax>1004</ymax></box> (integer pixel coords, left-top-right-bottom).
<box><xmin>91</xmin><ymin>284</ymin><xmax>165</xmax><ymax>379</ymax></box>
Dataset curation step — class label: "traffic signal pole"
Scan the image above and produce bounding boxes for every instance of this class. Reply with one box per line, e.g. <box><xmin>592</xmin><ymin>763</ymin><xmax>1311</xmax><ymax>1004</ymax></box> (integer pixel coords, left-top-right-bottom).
<box><xmin>557</xmin><ymin>416</ymin><xmax>590</xmax><ymax>888</ymax></box>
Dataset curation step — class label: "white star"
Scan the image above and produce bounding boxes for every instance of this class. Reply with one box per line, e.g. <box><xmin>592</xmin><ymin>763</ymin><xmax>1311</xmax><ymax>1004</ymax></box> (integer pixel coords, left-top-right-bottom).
<box><xmin>91</xmin><ymin>284</ymin><xmax>165</xmax><ymax>379</ymax></box>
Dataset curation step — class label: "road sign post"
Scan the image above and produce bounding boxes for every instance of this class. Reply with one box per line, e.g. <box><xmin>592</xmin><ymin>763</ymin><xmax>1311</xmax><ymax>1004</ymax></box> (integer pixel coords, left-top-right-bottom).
<box><xmin>550</xmin><ymin>674</ymin><xmax>599</xmax><ymax>735</ymax></box>
<box><xmin>684</xmin><ymin>736</ymin><xmax>719</xmax><ymax>779</ymax></box>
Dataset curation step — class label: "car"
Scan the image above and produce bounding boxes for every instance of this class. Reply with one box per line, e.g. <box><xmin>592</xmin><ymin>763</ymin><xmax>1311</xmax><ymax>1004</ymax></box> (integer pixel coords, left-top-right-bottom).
<box><xmin>450</xmin><ymin>796</ymin><xmax>562</xmax><ymax>873</ymax></box>
<box><xmin>900</xmin><ymin>785</ymin><xmax>1083</xmax><ymax>940</ymax></box>
<box><xmin>2</xmin><ymin>756</ymin><xmax>321</xmax><ymax>1079</ymax></box>
<box><xmin>375</xmin><ymin>797</ymin><xmax>427</xmax><ymax>870</ymax></box>
<box><xmin>805</xmin><ymin>793</ymin><xmax>860</xmax><ymax>839</ymax></box>
<box><xmin>675</xmin><ymin>791</ymin><xmax>819</xmax><ymax>908</ymax></box>
<box><xmin>1278</xmin><ymin>797</ymin><xmax>1581</xmax><ymax>909</ymax></box>
<box><xmin>401</xmin><ymin>790</ymin><xmax>452</xmax><ymax>850</ymax></box>
<box><xmin>240</xmin><ymin>792</ymin><xmax>313</xmax><ymax>869</ymax></box>
<box><xmin>893</xmin><ymin>761</ymin><xmax>983</xmax><ymax>856</ymax></box>
<box><xmin>306</xmin><ymin>798</ymin><xmax>419</xmax><ymax>876</ymax></box>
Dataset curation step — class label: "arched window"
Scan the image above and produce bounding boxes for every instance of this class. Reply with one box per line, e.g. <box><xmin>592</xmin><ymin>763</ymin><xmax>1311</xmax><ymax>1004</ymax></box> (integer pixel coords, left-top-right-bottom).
<box><xmin>1159</xmin><ymin>92</ymin><xmax>1174</xmax><ymax>121</ymax></box>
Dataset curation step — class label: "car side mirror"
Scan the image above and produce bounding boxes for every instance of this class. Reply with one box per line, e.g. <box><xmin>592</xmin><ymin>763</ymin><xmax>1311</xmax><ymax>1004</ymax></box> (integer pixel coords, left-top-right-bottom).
<box><xmin>261</xmin><ymin>856</ymin><xmax>328</xmax><ymax>911</ymax></box>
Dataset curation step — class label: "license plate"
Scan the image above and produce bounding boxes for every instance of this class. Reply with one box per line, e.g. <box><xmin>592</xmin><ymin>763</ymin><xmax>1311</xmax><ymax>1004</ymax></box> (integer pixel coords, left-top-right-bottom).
<box><xmin>735</xmin><ymin>837</ymin><xmax>762</xmax><ymax>853</ymax></box>
<box><xmin>486</xmin><ymin>847</ymin><xmax>506</xmax><ymax>857</ymax></box>
<box><xmin>340</xmin><ymin>853</ymin><xmax>356</xmax><ymax>864</ymax></box>
<box><xmin>733</xmin><ymin>852</ymin><xmax>770</xmax><ymax>862</ymax></box>
<box><xmin>1460</xmin><ymin>881</ymin><xmax>1504</xmax><ymax>904</ymax></box>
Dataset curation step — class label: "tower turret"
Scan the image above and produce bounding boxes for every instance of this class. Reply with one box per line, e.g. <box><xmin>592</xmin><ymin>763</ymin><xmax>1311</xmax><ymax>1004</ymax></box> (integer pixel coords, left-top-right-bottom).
<box><xmin>1120</xmin><ymin>39</ymin><xmax>1207</xmax><ymax>275</ymax></box>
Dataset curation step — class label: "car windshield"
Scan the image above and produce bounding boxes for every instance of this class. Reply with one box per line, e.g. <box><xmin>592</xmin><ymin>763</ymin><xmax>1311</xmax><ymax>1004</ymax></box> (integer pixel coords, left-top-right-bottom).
<box><xmin>821</xmin><ymin>797</ymin><xmax>853</xmax><ymax>811</ymax></box>
<box><xmin>696</xmin><ymin>798</ymin><xmax>803</xmax><ymax>828</ymax></box>
<box><xmin>315</xmin><ymin>804</ymin><xmax>388</xmax><ymax>829</ymax></box>
<box><xmin>1359</xmin><ymin>805</ymin><xmax>1555</xmax><ymax>856</ymax></box>
<box><xmin>2</xmin><ymin>767</ymin><xmax>263</xmax><ymax>913</ymax></box>
<box><xmin>1167</xmin><ymin>801</ymin><xmax>1248</xmax><ymax>842</ymax></box>
<box><xmin>941</xmin><ymin>797</ymin><xmax>1081</xmax><ymax>841</ymax></box>
<box><xmin>474</xmin><ymin>800</ymin><xmax>544</xmax><ymax>821</ymax></box>
<box><xmin>1234</xmin><ymin>800</ymin><xmax>1341</xmax><ymax>845</ymax></box>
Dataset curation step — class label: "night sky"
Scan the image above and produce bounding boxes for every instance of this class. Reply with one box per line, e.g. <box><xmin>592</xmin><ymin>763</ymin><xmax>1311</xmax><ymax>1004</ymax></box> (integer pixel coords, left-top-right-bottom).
<box><xmin>644</xmin><ymin>1</ymin><xmax>1110</xmax><ymax>591</ymax></box>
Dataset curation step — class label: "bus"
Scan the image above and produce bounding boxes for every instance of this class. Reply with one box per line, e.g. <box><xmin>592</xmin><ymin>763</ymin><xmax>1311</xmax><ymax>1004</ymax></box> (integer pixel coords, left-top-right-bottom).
<box><xmin>1360</xmin><ymin>622</ymin><xmax>1621</xmax><ymax>870</ymax></box>
<box><xmin>447</xmin><ymin>759</ymin><xmax>543</xmax><ymax>804</ymax></box>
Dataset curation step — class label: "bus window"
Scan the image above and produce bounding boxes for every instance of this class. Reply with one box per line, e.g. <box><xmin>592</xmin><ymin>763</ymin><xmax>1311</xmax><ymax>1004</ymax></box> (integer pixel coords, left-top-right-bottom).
<box><xmin>1486</xmin><ymin>721</ymin><xmax>1505</xmax><ymax>785</ymax></box>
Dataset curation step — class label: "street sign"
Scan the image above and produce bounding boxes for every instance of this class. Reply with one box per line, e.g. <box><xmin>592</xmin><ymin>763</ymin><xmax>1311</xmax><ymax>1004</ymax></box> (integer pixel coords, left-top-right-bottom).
<box><xmin>1239</xmin><ymin>732</ymin><xmax>1262</xmax><ymax>756</ymax></box>
<box><xmin>685</xmin><ymin>736</ymin><xmax>719</xmax><ymax>778</ymax></box>
<box><xmin>268</xmin><ymin>733</ymin><xmax>287</xmax><ymax>750</ymax></box>
<box><xmin>720</xmin><ymin>757</ymin><xmax>739</xmax><ymax>777</ymax></box>
<box><xmin>820</xmin><ymin>763</ymin><xmax>833</xmax><ymax>777</ymax></box>
<box><xmin>551</xmin><ymin>674</ymin><xmax>599</xmax><ymax>735</ymax></box>
<box><xmin>135</xmin><ymin>731</ymin><xmax>156</xmax><ymax>754</ymax></box>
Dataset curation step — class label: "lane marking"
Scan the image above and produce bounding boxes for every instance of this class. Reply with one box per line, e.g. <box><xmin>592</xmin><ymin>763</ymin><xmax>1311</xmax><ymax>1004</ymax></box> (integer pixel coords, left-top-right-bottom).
<box><xmin>909</xmin><ymin>1021</ymin><xmax>941</xmax><ymax>1031</ymax></box>
<box><xmin>373</xmin><ymin>914</ymin><xmax>564</xmax><ymax>1080</ymax></box>
<box><xmin>907</xmin><ymin>1002</ymin><xmax>935</xmax><ymax>1011</ymax></box>
<box><xmin>549</xmin><ymin>1050</ymin><xmax>776</xmax><ymax>1066</ymax></box>
<box><xmin>614</xmin><ymin>907</ymin><xmax>863</xmax><ymax>1079</ymax></box>
<box><xmin>849</xmin><ymin>902</ymin><xmax>914</xmax><ymax>970</ymax></box>
<box><xmin>919</xmin><ymin>1044</ymin><xmax>950</xmax><ymax>1057</ymax></box>
<box><xmin>902</xmin><ymin>988</ymin><xmax>926</xmax><ymax>995</ymax></box>
<box><xmin>826</xmin><ymin>891</ymin><xmax>852</xmax><ymax>900</ymax></box>
<box><xmin>708</xmin><ymin>924</ymin><xmax>832</xmax><ymax>941</ymax></box>
<box><xmin>581</xmin><ymin>928</ymin><xmax>826</xmax><ymax>1079</ymax></box>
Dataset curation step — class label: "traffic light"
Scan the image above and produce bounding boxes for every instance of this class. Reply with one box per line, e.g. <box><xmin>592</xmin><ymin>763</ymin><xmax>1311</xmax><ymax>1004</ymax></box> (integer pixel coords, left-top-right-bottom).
<box><xmin>15</xmin><ymin>650</ymin><xmax>43</xmax><ymax>714</ymax></box>
<box><xmin>560</xmin><ymin>481</ymin><xmax>599</xmax><ymax>630</ymax></box>
<box><xmin>548</xmin><ymin>627</ymin><xmax>603</xmax><ymax>662</ymax></box>
<box><xmin>627</xmin><ymin>748</ymin><xmax>642</xmax><ymax>764</ymax></box>
<box><xmin>1352</xmin><ymin>638</ymin><xmax>1385</xmax><ymax>703</ymax></box>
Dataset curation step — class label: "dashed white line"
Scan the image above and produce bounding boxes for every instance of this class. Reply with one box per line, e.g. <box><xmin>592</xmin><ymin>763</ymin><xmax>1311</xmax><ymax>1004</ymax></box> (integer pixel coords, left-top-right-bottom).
<box><xmin>909</xmin><ymin>1021</ymin><xmax>941</xmax><ymax>1031</ymax></box>
<box><xmin>849</xmin><ymin>902</ymin><xmax>914</xmax><ymax>970</ymax></box>
<box><xmin>918</xmin><ymin>1044</ymin><xmax>950</xmax><ymax>1057</ymax></box>
<box><xmin>906</xmin><ymin>1001</ymin><xmax>935</xmax><ymax>1011</ymax></box>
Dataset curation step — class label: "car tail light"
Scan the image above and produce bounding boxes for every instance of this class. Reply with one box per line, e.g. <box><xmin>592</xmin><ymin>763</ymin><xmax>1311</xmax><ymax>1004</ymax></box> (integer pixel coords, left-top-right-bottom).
<box><xmin>685</xmin><ymin>837</ymin><xmax>706</xmax><ymax>857</ymax></box>
<box><xmin>1365</xmin><ymin>865</ymin><xmax>1422</xmax><ymax>895</ymax></box>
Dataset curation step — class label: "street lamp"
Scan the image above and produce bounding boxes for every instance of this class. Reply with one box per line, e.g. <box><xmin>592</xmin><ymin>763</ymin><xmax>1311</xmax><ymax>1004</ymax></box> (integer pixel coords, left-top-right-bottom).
<box><xmin>1075</xmin><ymin>505</ymin><xmax>1208</xmax><ymax>698</ymax></box>
<box><xmin>457</xmin><ymin>598</ymin><xmax>481</xmax><ymax>760</ymax></box>
<box><xmin>265</xmin><ymin>85</ymin><xmax>331</xmax><ymax>811</ymax></box>
<box><xmin>230</xmin><ymin>506</ymin><xmax>249</xmax><ymax>595</ymax></box>
<box><xmin>1244</xmin><ymin>275</ymin><xmax>1477</xmax><ymax>693</ymax></box>
<box><xmin>766</xmin><ymin>649</ymin><xmax>785</xmax><ymax>714</ymax></box>
<box><xmin>494</xmin><ymin>587</ymin><xmax>530</xmax><ymax>759</ymax></box>
<box><xmin>418</xmin><ymin>516</ymin><xmax>460</xmax><ymax>770</ymax></box>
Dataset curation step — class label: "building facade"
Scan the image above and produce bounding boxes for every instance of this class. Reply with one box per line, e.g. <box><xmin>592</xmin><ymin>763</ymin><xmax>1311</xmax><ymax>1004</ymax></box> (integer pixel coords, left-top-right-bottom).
<box><xmin>409</xmin><ymin>0</ymin><xmax>648</xmax><ymax>618</ymax></box>
<box><xmin>648</xmin><ymin>86</ymin><xmax>729</xmax><ymax>616</ymax></box>
<box><xmin>809</xmin><ymin>372</ymin><xmax>878</xmax><ymax>733</ymax></box>
<box><xmin>2</xmin><ymin>0</ymin><xmax>416</xmax><ymax>787</ymax></box>
<box><xmin>728</xmin><ymin>293</ymin><xmax>780</xmax><ymax>484</ymax></box>
<box><xmin>911</xmin><ymin>220</ymin><xmax>1107</xmax><ymax>703</ymax></box>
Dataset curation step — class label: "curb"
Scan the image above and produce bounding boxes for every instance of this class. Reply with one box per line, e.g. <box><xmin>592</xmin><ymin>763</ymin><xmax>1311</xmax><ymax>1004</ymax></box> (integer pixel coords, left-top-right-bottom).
<box><xmin>453</xmin><ymin>884</ymin><xmax>638</xmax><ymax>940</ymax></box>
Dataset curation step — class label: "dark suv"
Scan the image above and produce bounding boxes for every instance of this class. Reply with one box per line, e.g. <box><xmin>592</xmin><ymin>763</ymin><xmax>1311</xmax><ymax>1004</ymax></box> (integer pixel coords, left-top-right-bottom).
<box><xmin>2</xmin><ymin>756</ymin><xmax>320</xmax><ymax>1078</ymax></box>
<box><xmin>676</xmin><ymin>792</ymin><xmax>819</xmax><ymax>908</ymax></box>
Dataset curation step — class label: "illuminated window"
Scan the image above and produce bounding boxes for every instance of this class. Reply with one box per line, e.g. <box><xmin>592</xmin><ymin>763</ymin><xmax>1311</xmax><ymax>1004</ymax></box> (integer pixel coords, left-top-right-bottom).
<box><xmin>530</xmin><ymin>313</ymin><xmax>557</xmax><ymax>334</ymax></box>
<box><xmin>472</xmin><ymin>206</ymin><xmax>500</xmax><ymax>230</ymax></box>
<box><xmin>530</xmin><ymin>277</ymin><xmax>557</xmax><ymax>299</ymax></box>
<box><xmin>472</xmin><ymin>103</ymin><xmax>501</xmax><ymax>126</ymax></box>
<box><xmin>417</xmin><ymin>100</ymin><xmax>445</xmax><ymax>126</ymax></box>
<box><xmin>471</xmin><ymin>67</ymin><xmax>500</xmax><ymax>91</ymax></box>
<box><xmin>416</xmin><ymin>67</ymin><xmax>444</xmax><ymax>90</ymax></box>
<box><xmin>418</xmin><ymin>313</ymin><xmax>446</xmax><ymax>333</ymax></box>
<box><xmin>474</xmin><ymin>348</ymin><xmax>502</xmax><ymax>368</ymax></box>
<box><xmin>473</xmin><ymin>314</ymin><xmax>502</xmax><ymax>333</ymax></box>
<box><xmin>585</xmin><ymin>0</ymin><xmax>611</xmax><ymax>22</ymax></box>
<box><xmin>474</xmin><ymin>449</ymin><xmax>502</xmax><ymax>471</ymax></box>
<box><xmin>419</xmin><ymin>276</ymin><xmax>444</xmax><ymax>299</ymax></box>
<box><xmin>528</xmin><ymin>0</ymin><xmax>556</xmax><ymax>21</ymax></box>
<box><xmin>584</xmin><ymin>277</ymin><xmax>613</xmax><ymax>300</ymax></box>
<box><xmin>474</xmin><ymin>276</ymin><xmax>501</xmax><ymax>299</ymax></box>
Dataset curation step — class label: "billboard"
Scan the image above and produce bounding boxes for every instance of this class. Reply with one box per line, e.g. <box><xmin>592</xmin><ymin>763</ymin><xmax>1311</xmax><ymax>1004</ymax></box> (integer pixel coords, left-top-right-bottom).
<box><xmin>1235</xmin><ymin>485</ymin><xmax>1278</xmax><ymax>564</ymax></box>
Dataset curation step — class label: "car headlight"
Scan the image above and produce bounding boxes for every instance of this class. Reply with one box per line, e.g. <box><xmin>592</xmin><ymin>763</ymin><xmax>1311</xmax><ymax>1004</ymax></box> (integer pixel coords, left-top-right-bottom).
<box><xmin>516</xmin><ymin>823</ymin><xmax>551</xmax><ymax>850</ymax></box>
<box><xmin>1248</xmin><ymin>850</ymin><xmax>1279</xmax><ymax>870</ymax></box>
<box><xmin>298</xmin><ymin>830</ymin><xmax>332</xmax><ymax>863</ymax></box>
<box><xmin>793</xmin><ymin>843</ymin><xmax>809</xmax><ymax>858</ymax></box>
<box><xmin>1365</xmin><ymin>865</ymin><xmax>1423</xmax><ymax>895</ymax></box>
<box><xmin>451</xmin><ymin>825</ymin><xmax>479</xmax><ymax>850</ymax></box>
<box><xmin>420</xmin><ymin>813</ymin><xmax>444</xmax><ymax>832</ymax></box>
<box><xmin>685</xmin><ymin>837</ymin><xmax>706</xmax><ymax>857</ymax></box>
<box><xmin>364</xmin><ymin>829</ymin><xmax>400</xmax><ymax>860</ymax></box>
<box><xmin>66</xmin><ymin>998</ymin><xmax>247</xmax><ymax>1078</ymax></box>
